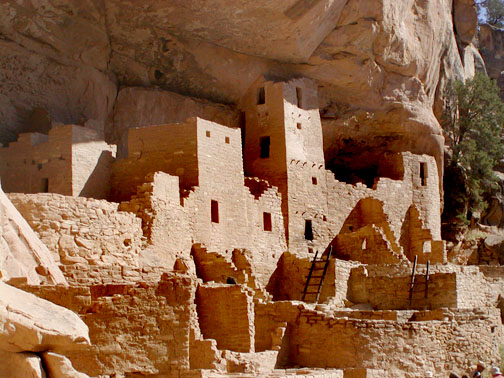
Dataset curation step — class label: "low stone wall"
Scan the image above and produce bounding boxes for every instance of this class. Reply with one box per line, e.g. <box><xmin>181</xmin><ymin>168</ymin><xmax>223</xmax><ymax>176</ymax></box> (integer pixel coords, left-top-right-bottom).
<box><xmin>289</xmin><ymin>307</ymin><xmax>503</xmax><ymax>377</ymax></box>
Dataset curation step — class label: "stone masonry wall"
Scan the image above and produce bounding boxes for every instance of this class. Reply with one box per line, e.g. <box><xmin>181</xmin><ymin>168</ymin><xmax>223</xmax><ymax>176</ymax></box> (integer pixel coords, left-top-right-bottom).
<box><xmin>21</xmin><ymin>272</ymin><xmax>194</xmax><ymax>377</ymax></box>
<box><xmin>0</xmin><ymin>127</ymin><xmax>72</xmax><ymax>195</ymax></box>
<box><xmin>8</xmin><ymin>193</ymin><xmax>144</xmax><ymax>284</ymax></box>
<box><xmin>348</xmin><ymin>266</ymin><xmax>457</xmax><ymax>310</ymax></box>
<box><xmin>289</xmin><ymin>307</ymin><xmax>503</xmax><ymax>377</ymax></box>
<box><xmin>0</xmin><ymin>125</ymin><xmax>115</xmax><ymax>199</ymax></box>
<box><xmin>347</xmin><ymin>265</ymin><xmax>495</xmax><ymax>310</ymax></box>
<box><xmin>111</xmin><ymin>119</ymin><xmax>199</xmax><ymax>202</ymax></box>
<box><xmin>196</xmin><ymin>283</ymin><xmax>255</xmax><ymax>353</ymax></box>
<box><xmin>71</xmin><ymin>126</ymin><xmax>116</xmax><ymax>199</ymax></box>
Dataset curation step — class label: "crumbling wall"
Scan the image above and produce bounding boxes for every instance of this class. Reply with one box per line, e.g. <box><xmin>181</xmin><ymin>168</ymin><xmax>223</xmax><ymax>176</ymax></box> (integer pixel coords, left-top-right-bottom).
<box><xmin>8</xmin><ymin>193</ymin><xmax>143</xmax><ymax>284</ymax></box>
<box><xmin>196</xmin><ymin>283</ymin><xmax>255</xmax><ymax>353</ymax></box>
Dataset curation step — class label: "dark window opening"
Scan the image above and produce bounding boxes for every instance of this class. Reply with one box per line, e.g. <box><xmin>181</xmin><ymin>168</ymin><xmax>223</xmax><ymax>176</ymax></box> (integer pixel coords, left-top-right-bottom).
<box><xmin>206</xmin><ymin>131</ymin><xmax>211</xmax><ymax>138</ymax></box>
<box><xmin>211</xmin><ymin>200</ymin><xmax>219</xmax><ymax>223</ymax></box>
<box><xmin>304</xmin><ymin>219</ymin><xmax>313</xmax><ymax>240</ymax></box>
<box><xmin>296</xmin><ymin>87</ymin><xmax>303</xmax><ymax>109</ymax></box>
<box><xmin>41</xmin><ymin>178</ymin><xmax>49</xmax><ymax>193</ymax></box>
<box><xmin>258</xmin><ymin>87</ymin><xmax>265</xmax><ymax>105</ymax></box>
<box><xmin>225</xmin><ymin>136</ymin><xmax>230</xmax><ymax>144</ymax></box>
<box><xmin>420</xmin><ymin>162</ymin><xmax>427</xmax><ymax>186</ymax></box>
<box><xmin>312</xmin><ymin>177</ymin><xmax>317</xmax><ymax>185</ymax></box>
<box><xmin>297</xmin><ymin>122</ymin><xmax>302</xmax><ymax>130</ymax></box>
<box><xmin>263</xmin><ymin>212</ymin><xmax>272</xmax><ymax>231</ymax></box>
<box><xmin>260</xmin><ymin>136</ymin><xmax>270</xmax><ymax>159</ymax></box>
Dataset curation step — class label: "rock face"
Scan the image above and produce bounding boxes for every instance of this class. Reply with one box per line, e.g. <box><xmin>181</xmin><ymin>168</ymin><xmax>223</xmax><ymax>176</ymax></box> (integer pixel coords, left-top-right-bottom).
<box><xmin>0</xmin><ymin>184</ymin><xmax>67</xmax><ymax>285</ymax></box>
<box><xmin>479</xmin><ymin>24</ymin><xmax>504</xmax><ymax>99</ymax></box>
<box><xmin>0</xmin><ymin>0</ymin><xmax>479</xmax><ymax>161</ymax></box>
<box><xmin>111</xmin><ymin>87</ymin><xmax>240</xmax><ymax>143</ymax></box>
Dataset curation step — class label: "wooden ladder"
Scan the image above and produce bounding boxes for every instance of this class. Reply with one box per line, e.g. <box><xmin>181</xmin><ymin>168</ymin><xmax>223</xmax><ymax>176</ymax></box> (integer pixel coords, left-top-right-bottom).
<box><xmin>408</xmin><ymin>256</ymin><xmax>430</xmax><ymax>306</ymax></box>
<box><xmin>302</xmin><ymin>246</ymin><xmax>332</xmax><ymax>303</ymax></box>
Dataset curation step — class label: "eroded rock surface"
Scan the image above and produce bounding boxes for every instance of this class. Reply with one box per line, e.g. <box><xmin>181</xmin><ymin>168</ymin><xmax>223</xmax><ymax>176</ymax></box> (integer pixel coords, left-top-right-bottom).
<box><xmin>0</xmin><ymin>280</ymin><xmax>89</xmax><ymax>353</ymax></box>
<box><xmin>0</xmin><ymin>0</ymin><xmax>480</xmax><ymax>162</ymax></box>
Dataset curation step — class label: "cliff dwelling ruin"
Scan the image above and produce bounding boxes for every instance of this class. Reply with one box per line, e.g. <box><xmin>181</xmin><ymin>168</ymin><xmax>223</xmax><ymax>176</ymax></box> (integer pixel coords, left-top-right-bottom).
<box><xmin>1</xmin><ymin>1</ymin><xmax>504</xmax><ymax>377</ymax></box>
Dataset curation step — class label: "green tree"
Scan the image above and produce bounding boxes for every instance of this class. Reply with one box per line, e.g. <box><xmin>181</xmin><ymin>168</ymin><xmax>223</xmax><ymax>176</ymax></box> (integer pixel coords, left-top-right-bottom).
<box><xmin>477</xmin><ymin>0</ymin><xmax>504</xmax><ymax>27</ymax></box>
<box><xmin>444</xmin><ymin>72</ymin><xmax>504</xmax><ymax>221</ymax></box>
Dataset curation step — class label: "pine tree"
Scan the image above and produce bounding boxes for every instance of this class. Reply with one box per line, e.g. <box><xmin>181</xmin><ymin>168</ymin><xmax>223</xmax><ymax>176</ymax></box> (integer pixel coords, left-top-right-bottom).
<box><xmin>477</xmin><ymin>0</ymin><xmax>504</xmax><ymax>27</ymax></box>
<box><xmin>444</xmin><ymin>72</ymin><xmax>504</xmax><ymax>219</ymax></box>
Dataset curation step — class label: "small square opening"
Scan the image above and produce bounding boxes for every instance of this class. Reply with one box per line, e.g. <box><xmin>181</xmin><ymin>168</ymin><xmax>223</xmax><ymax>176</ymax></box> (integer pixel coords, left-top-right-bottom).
<box><xmin>312</xmin><ymin>177</ymin><xmax>317</xmax><ymax>185</ymax></box>
<box><xmin>263</xmin><ymin>212</ymin><xmax>272</xmax><ymax>231</ymax></box>
<box><xmin>304</xmin><ymin>219</ymin><xmax>313</xmax><ymax>241</ymax></box>
<box><xmin>296</xmin><ymin>87</ymin><xmax>303</xmax><ymax>109</ymax></box>
<box><xmin>260</xmin><ymin>136</ymin><xmax>270</xmax><ymax>159</ymax></box>
<box><xmin>206</xmin><ymin>131</ymin><xmax>211</xmax><ymax>138</ymax></box>
<box><xmin>211</xmin><ymin>200</ymin><xmax>219</xmax><ymax>223</ymax></box>
<box><xmin>297</xmin><ymin>122</ymin><xmax>302</xmax><ymax>130</ymax></box>
<box><xmin>258</xmin><ymin>87</ymin><xmax>265</xmax><ymax>105</ymax></box>
<box><xmin>225</xmin><ymin>136</ymin><xmax>230</xmax><ymax>144</ymax></box>
<box><xmin>420</xmin><ymin>162</ymin><xmax>427</xmax><ymax>186</ymax></box>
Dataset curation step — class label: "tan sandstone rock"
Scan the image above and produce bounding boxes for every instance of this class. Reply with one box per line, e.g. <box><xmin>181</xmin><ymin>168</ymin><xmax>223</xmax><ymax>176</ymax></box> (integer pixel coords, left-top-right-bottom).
<box><xmin>0</xmin><ymin>350</ymin><xmax>46</xmax><ymax>378</ymax></box>
<box><xmin>0</xmin><ymin>281</ymin><xmax>90</xmax><ymax>353</ymax></box>
<box><xmin>0</xmin><ymin>185</ymin><xmax>67</xmax><ymax>285</ymax></box>
<box><xmin>42</xmin><ymin>351</ymin><xmax>90</xmax><ymax>378</ymax></box>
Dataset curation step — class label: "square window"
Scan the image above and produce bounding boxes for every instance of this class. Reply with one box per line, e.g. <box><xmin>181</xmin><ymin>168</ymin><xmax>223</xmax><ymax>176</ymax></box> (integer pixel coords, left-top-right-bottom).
<box><xmin>297</xmin><ymin>122</ymin><xmax>302</xmax><ymax>130</ymax></box>
<box><xmin>225</xmin><ymin>136</ymin><xmax>230</xmax><ymax>144</ymax></box>
<box><xmin>211</xmin><ymin>200</ymin><xmax>219</xmax><ymax>223</ymax></box>
<box><xmin>206</xmin><ymin>131</ymin><xmax>211</xmax><ymax>138</ymax></box>
<box><xmin>312</xmin><ymin>177</ymin><xmax>317</xmax><ymax>185</ymax></box>
<box><xmin>263</xmin><ymin>212</ymin><xmax>272</xmax><ymax>231</ymax></box>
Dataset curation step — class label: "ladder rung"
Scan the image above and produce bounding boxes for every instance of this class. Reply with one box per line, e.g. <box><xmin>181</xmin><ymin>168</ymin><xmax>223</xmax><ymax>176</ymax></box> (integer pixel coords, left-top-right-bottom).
<box><xmin>309</xmin><ymin>276</ymin><xmax>323</xmax><ymax>279</ymax></box>
<box><xmin>304</xmin><ymin>291</ymin><xmax>319</xmax><ymax>294</ymax></box>
<box><xmin>312</xmin><ymin>267</ymin><xmax>325</xmax><ymax>271</ymax></box>
<box><xmin>307</xmin><ymin>283</ymin><xmax>320</xmax><ymax>286</ymax></box>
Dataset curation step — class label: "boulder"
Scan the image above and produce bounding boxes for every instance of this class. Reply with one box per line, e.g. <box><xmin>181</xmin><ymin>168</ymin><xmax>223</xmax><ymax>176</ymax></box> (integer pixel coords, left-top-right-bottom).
<box><xmin>42</xmin><ymin>351</ymin><xmax>90</xmax><ymax>378</ymax></box>
<box><xmin>0</xmin><ymin>350</ymin><xmax>46</xmax><ymax>378</ymax></box>
<box><xmin>0</xmin><ymin>281</ymin><xmax>90</xmax><ymax>353</ymax></box>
